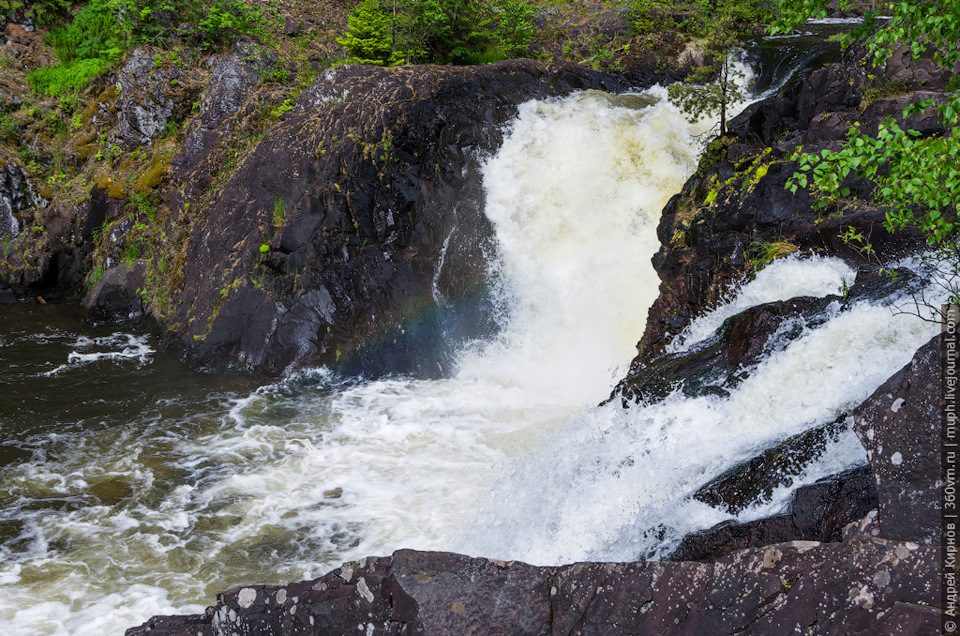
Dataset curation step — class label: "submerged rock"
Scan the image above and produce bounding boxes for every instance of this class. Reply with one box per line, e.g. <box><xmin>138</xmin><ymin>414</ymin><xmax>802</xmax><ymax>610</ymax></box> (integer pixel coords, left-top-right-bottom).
<box><xmin>671</xmin><ymin>465</ymin><xmax>878</xmax><ymax>562</ymax></box>
<box><xmin>612</xmin><ymin>295</ymin><xmax>836</xmax><ymax>405</ymax></box>
<box><xmin>692</xmin><ymin>415</ymin><xmax>850</xmax><ymax>514</ymax></box>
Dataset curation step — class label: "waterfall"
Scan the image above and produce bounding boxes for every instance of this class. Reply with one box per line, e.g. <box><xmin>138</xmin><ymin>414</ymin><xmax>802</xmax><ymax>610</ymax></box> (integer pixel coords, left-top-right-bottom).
<box><xmin>0</xmin><ymin>77</ymin><xmax>941</xmax><ymax>634</ymax></box>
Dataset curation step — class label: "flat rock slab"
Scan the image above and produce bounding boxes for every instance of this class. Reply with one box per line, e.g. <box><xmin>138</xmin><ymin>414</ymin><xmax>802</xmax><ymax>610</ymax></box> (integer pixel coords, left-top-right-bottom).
<box><xmin>128</xmin><ymin>535</ymin><xmax>938</xmax><ymax>635</ymax></box>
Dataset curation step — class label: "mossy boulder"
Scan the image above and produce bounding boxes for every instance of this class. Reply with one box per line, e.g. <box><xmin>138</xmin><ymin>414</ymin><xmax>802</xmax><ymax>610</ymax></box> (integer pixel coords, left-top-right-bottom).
<box><xmin>161</xmin><ymin>60</ymin><xmax>638</xmax><ymax>376</ymax></box>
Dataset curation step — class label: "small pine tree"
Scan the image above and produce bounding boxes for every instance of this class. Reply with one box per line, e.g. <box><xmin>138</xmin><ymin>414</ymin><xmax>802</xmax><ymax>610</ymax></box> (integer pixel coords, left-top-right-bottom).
<box><xmin>337</xmin><ymin>0</ymin><xmax>403</xmax><ymax>66</ymax></box>
<box><xmin>667</xmin><ymin>18</ymin><xmax>746</xmax><ymax>136</ymax></box>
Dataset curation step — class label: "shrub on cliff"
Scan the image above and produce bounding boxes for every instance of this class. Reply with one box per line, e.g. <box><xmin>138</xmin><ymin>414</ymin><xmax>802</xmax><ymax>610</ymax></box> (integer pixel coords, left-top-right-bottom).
<box><xmin>773</xmin><ymin>0</ymin><xmax>960</xmax><ymax>305</ymax></box>
<box><xmin>27</xmin><ymin>0</ymin><xmax>270</xmax><ymax>96</ymax></box>
<box><xmin>27</xmin><ymin>0</ymin><xmax>125</xmax><ymax>96</ymax></box>
<box><xmin>337</xmin><ymin>0</ymin><xmax>404</xmax><ymax>65</ymax></box>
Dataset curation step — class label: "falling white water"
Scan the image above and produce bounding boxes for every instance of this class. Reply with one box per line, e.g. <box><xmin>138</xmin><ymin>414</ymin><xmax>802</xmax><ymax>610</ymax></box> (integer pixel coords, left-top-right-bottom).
<box><xmin>461</xmin><ymin>88</ymin><xmax>703</xmax><ymax>402</ymax></box>
<box><xmin>0</xmin><ymin>81</ymin><xmax>942</xmax><ymax>635</ymax></box>
<box><xmin>453</xmin><ymin>277</ymin><xmax>937</xmax><ymax>564</ymax></box>
<box><xmin>667</xmin><ymin>255</ymin><xmax>857</xmax><ymax>352</ymax></box>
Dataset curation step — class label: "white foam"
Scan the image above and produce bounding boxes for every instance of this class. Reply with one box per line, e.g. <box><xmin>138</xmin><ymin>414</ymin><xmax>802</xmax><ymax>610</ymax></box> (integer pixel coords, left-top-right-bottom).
<box><xmin>41</xmin><ymin>333</ymin><xmax>154</xmax><ymax>376</ymax></box>
<box><xmin>453</xmin><ymin>275</ymin><xmax>938</xmax><ymax>564</ymax></box>
<box><xmin>667</xmin><ymin>255</ymin><xmax>856</xmax><ymax>352</ymax></box>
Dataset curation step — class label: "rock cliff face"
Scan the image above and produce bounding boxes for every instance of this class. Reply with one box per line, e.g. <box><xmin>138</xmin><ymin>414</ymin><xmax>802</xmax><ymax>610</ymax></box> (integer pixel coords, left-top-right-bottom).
<box><xmin>636</xmin><ymin>44</ymin><xmax>950</xmax><ymax>357</ymax></box>
<box><xmin>160</xmin><ymin>60</ymin><xmax>635</xmax><ymax>376</ymax></box>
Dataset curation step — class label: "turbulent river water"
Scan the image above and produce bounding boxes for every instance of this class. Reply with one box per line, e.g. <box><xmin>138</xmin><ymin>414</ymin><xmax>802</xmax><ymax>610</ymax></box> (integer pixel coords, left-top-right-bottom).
<box><xmin>0</xmin><ymin>33</ymin><xmax>943</xmax><ymax>634</ymax></box>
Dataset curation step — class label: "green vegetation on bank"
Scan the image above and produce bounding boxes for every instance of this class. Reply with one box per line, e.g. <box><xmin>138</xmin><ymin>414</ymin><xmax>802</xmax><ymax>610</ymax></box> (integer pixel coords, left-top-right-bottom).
<box><xmin>27</xmin><ymin>0</ymin><xmax>271</xmax><ymax>96</ymax></box>
<box><xmin>774</xmin><ymin>0</ymin><xmax>960</xmax><ymax>304</ymax></box>
<box><xmin>631</xmin><ymin>0</ymin><xmax>773</xmax><ymax>37</ymax></box>
<box><xmin>0</xmin><ymin>0</ymin><xmax>74</xmax><ymax>26</ymax></box>
<box><xmin>337</xmin><ymin>0</ymin><xmax>535</xmax><ymax>65</ymax></box>
<box><xmin>336</xmin><ymin>0</ymin><xmax>775</xmax><ymax>67</ymax></box>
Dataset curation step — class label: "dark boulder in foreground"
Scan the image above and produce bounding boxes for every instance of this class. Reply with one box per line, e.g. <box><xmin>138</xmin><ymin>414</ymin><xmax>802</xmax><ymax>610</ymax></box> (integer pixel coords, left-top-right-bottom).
<box><xmin>128</xmin><ymin>528</ymin><xmax>937</xmax><ymax>636</ymax></box>
<box><xmin>673</xmin><ymin>333</ymin><xmax>941</xmax><ymax>562</ymax></box>
<box><xmin>851</xmin><ymin>334</ymin><xmax>941</xmax><ymax>545</ymax></box>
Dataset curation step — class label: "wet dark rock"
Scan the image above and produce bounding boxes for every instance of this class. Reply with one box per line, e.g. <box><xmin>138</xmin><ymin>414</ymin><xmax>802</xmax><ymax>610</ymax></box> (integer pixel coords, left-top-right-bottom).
<box><xmin>116</xmin><ymin>51</ymin><xmax>191</xmax><ymax>150</ymax></box>
<box><xmin>671</xmin><ymin>465</ymin><xmax>878</xmax><ymax>562</ymax></box>
<box><xmin>19</xmin><ymin>186</ymin><xmax>125</xmax><ymax>293</ymax></box>
<box><xmin>128</xmin><ymin>536</ymin><xmax>938</xmax><ymax>635</ymax></box>
<box><xmin>0</xmin><ymin>157</ymin><xmax>41</xmax><ymax>238</ymax></box>
<box><xmin>174</xmin><ymin>40</ymin><xmax>275</xmax><ymax>173</ymax></box>
<box><xmin>612</xmin><ymin>296</ymin><xmax>836</xmax><ymax>405</ymax></box>
<box><xmin>637</xmin><ymin>45</ymin><xmax>949</xmax><ymax>359</ymax></box>
<box><xmin>166</xmin><ymin>60</ymin><xmax>638</xmax><ymax>376</ymax></box>
<box><xmin>693</xmin><ymin>415</ymin><xmax>850</xmax><ymax>514</ymax></box>
<box><xmin>851</xmin><ymin>334</ymin><xmax>941</xmax><ymax>545</ymax></box>
<box><xmin>844</xmin><ymin>265</ymin><xmax>922</xmax><ymax>306</ymax></box>
<box><xmin>126</xmin><ymin>613</ymin><xmax>214</xmax><ymax>636</ymax></box>
<box><xmin>82</xmin><ymin>261</ymin><xmax>147</xmax><ymax>323</ymax></box>
<box><xmin>0</xmin><ymin>287</ymin><xmax>16</xmax><ymax>304</ymax></box>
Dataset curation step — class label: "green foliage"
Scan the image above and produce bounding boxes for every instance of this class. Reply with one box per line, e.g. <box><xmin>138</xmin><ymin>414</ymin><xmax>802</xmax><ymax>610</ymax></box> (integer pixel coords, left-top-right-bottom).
<box><xmin>632</xmin><ymin>0</ymin><xmax>774</xmax><ymax>37</ymax></box>
<box><xmin>749</xmin><ymin>239</ymin><xmax>798</xmax><ymax>272</ymax></box>
<box><xmin>187</xmin><ymin>0</ymin><xmax>268</xmax><ymax>48</ymax></box>
<box><xmin>338</xmin><ymin>0</ymin><xmax>535</xmax><ymax>66</ymax></box>
<box><xmin>272</xmin><ymin>198</ymin><xmax>287</xmax><ymax>227</ymax></box>
<box><xmin>0</xmin><ymin>0</ymin><xmax>74</xmax><ymax>26</ymax></box>
<box><xmin>269</xmin><ymin>98</ymin><xmax>294</xmax><ymax>119</ymax></box>
<box><xmin>87</xmin><ymin>263</ymin><xmax>106</xmax><ymax>290</ymax></box>
<box><xmin>124</xmin><ymin>241</ymin><xmax>142</xmax><ymax>262</ymax></box>
<box><xmin>28</xmin><ymin>58</ymin><xmax>112</xmax><ymax>96</ymax></box>
<box><xmin>47</xmin><ymin>0</ymin><xmax>126</xmax><ymax>63</ymax></box>
<box><xmin>775</xmin><ymin>0</ymin><xmax>960</xmax><ymax>303</ymax></box>
<box><xmin>0</xmin><ymin>114</ymin><xmax>20</xmax><ymax>143</ymax></box>
<box><xmin>263</xmin><ymin>66</ymin><xmax>290</xmax><ymax>83</ymax></box>
<box><xmin>129</xmin><ymin>191</ymin><xmax>156</xmax><ymax>221</ymax></box>
<box><xmin>26</xmin><ymin>0</ymin><xmax>125</xmax><ymax>96</ymax></box>
<box><xmin>402</xmin><ymin>0</ymin><xmax>488</xmax><ymax>63</ymax></box>
<box><xmin>338</xmin><ymin>0</ymin><xmax>403</xmax><ymax>65</ymax></box>
<box><xmin>667</xmin><ymin>17</ymin><xmax>746</xmax><ymax>136</ymax></box>
<box><xmin>489</xmin><ymin>0</ymin><xmax>535</xmax><ymax>57</ymax></box>
<box><xmin>28</xmin><ymin>0</ymin><xmax>271</xmax><ymax>96</ymax></box>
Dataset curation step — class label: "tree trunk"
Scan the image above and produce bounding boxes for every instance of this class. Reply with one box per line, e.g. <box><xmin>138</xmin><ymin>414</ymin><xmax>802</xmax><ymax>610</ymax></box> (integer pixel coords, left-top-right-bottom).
<box><xmin>719</xmin><ymin>54</ymin><xmax>728</xmax><ymax>136</ymax></box>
